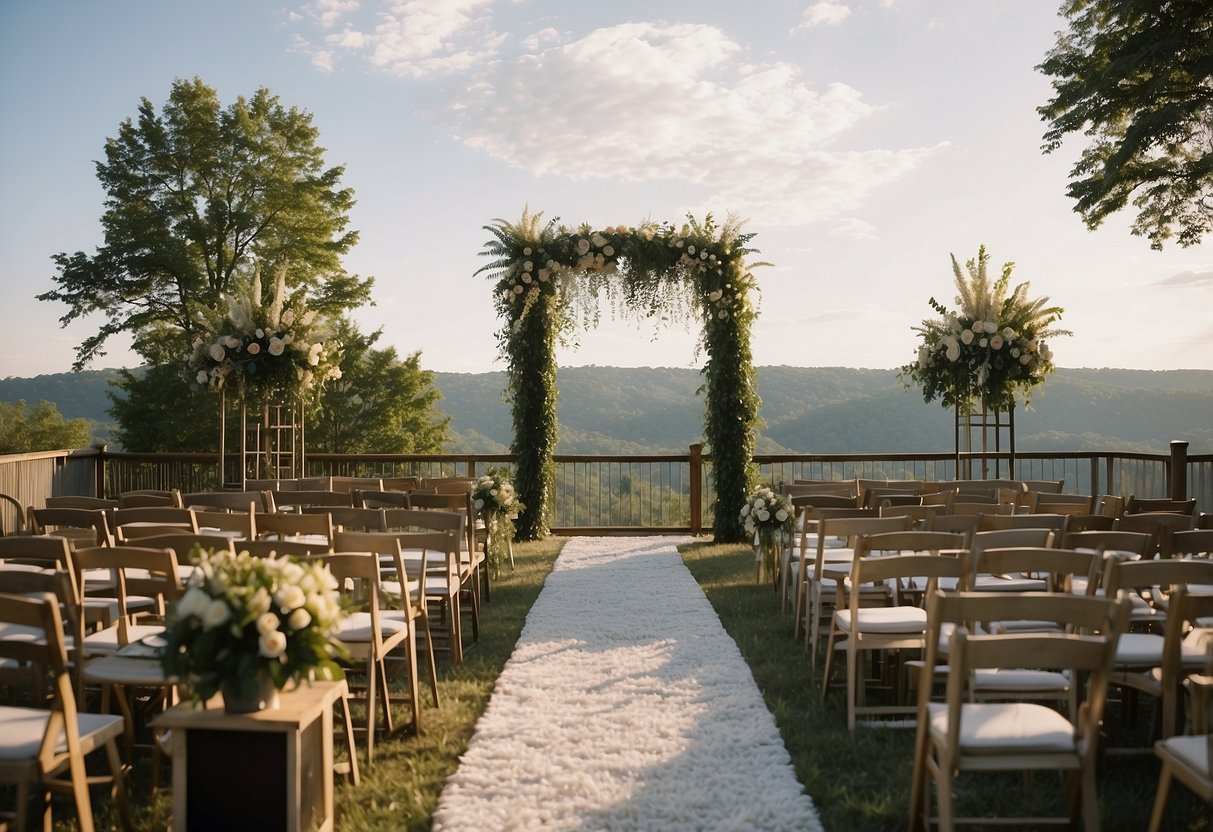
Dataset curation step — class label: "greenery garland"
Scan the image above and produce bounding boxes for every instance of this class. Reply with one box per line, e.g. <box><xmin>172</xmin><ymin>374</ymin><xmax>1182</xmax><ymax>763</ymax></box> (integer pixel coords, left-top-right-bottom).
<box><xmin>479</xmin><ymin>209</ymin><xmax>762</xmax><ymax>542</ymax></box>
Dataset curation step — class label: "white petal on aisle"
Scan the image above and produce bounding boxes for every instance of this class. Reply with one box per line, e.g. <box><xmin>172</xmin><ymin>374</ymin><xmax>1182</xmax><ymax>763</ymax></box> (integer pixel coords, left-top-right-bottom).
<box><xmin>432</xmin><ymin>536</ymin><xmax>822</xmax><ymax>832</ymax></box>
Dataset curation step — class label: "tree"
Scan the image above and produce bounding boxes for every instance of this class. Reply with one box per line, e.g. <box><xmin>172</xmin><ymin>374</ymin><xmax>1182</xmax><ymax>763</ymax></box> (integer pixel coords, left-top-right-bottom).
<box><xmin>0</xmin><ymin>400</ymin><xmax>92</xmax><ymax>452</ymax></box>
<box><xmin>106</xmin><ymin>365</ymin><xmax>218</xmax><ymax>452</ymax></box>
<box><xmin>1037</xmin><ymin>0</ymin><xmax>1213</xmax><ymax>249</ymax></box>
<box><xmin>308</xmin><ymin>321</ymin><xmax>450</xmax><ymax>454</ymax></box>
<box><xmin>39</xmin><ymin>77</ymin><xmax>372</xmax><ymax>368</ymax></box>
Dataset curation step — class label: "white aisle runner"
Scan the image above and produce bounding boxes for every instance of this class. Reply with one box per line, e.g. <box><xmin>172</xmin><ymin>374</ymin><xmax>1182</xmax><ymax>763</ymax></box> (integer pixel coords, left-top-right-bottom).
<box><xmin>432</xmin><ymin>536</ymin><xmax>823</xmax><ymax>832</ymax></box>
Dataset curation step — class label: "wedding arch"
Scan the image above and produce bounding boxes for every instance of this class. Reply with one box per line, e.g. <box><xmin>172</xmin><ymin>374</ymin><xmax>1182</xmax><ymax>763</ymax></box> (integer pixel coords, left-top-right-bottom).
<box><xmin>479</xmin><ymin>209</ymin><xmax>763</xmax><ymax>543</ymax></box>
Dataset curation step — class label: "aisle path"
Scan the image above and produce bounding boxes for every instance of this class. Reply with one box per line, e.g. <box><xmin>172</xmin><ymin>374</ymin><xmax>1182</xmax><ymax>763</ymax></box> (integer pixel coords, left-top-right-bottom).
<box><xmin>432</xmin><ymin>536</ymin><xmax>823</xmax><ymax>832</ymax></box>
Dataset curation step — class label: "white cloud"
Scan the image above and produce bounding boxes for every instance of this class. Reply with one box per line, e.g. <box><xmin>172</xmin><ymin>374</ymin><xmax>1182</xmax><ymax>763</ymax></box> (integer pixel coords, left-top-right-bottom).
<box><xmin>448</xmin><ymin>22</ymin><xmax>940</xmax><ymax>225</ymax></box>
<box><xmin>300</xmin><ymin>0</ymin><xmax>501</xmax><ymax>77</ymax></box>
<box><xmin>312</xmin><ymin>50</ymin><xmax>336</xmax><ymax>73</ymax></box>
<box><xmin>522</xmin><ymin>27</ymin><xmax>561</xmax><ymax>51</ymax></box>
<box><xmin>305</xmin><ymin>0</ymin><xmax>360</xmax><ymax>29</ymax></box>
<box><xmin>830</xmin><ymin>218</ymin><xmax>877</xmax><ymax>239</ymax></box>
<box><xmin>798</xmin><ymin>2</ymin><xmax>851</xmax><ymax>29</ymax></box>
<box><xmin>1154</xmin><ymin>269</ymin><xmax>1213</xmax><ymax>288</ymax></box>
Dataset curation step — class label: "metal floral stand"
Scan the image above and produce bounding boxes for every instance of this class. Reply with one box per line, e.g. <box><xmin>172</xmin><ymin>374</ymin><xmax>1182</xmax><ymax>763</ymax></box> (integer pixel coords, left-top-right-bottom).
<box><xmin>220</xmin><ymin>390</ymin><xmax>306</xmax><ymax>489</ymax></box>
<box><xmin>955</xmin><ymin>396</ymin><xmax>1015</xmax><ymax>480</ymax></box>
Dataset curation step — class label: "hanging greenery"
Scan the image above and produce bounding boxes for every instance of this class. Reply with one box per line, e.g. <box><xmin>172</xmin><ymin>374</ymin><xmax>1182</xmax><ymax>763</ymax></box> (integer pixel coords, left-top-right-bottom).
<box><xmin>478</xmin><ymin>208</ymin><xmax>763</xmax><ymax>542</ymax></box>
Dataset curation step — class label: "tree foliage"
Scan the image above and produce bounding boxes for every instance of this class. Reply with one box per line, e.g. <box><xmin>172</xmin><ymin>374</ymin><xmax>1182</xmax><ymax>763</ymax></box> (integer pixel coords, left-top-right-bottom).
<box><xmin>1038</xmin><ymin>0</ymin><xmax>1213</xmax><ymax>248</ymax></box>
<box><xmin>308</xmin><ymin>320</ymin><xmax>450</xmax><ymax>455</ymax></box>
<box><xmin>107</xmin><ymin>365</ymin><xmax>219</xmax><ymax>452</ymax></box>
<box><xmin>0</xmin><ymin>400</ymin><xmax>92</xmax><ymax>453</ymax></box>
<box><xmin>40</xmin><ymin>76</ymin><xmax>372</xmax><ymax>369</ymax></box>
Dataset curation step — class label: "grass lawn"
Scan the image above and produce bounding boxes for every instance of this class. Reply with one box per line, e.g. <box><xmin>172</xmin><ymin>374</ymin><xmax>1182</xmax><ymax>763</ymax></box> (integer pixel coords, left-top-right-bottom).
<box><xmin>678</xmin><ymin>539</ymin><xmax>1211</xmax><ymax>832</ymax></box>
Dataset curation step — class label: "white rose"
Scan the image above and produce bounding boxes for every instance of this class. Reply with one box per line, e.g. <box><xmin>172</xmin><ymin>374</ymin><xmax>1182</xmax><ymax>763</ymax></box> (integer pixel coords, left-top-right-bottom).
<box><xmin>775</xmin><ymin>509</ymin><xmax>788</xmax><ymax>522</ymax></box>
<box><xmin>740</xmin><ymin>504</ymin><xmax>750</xmax><ymax>516</ymax></box>
<box><xmin>255</xmin><ymin>328</ymin><xmax>264</xmax><ymax>338</ymax></box>
<box><xmin>287</xmin><ymin>607</ymin><xmax>311</xmax><ymax>631</ymax></box>
<box><xmin>990</xmin><ymin>335</ymin><xmax>1004</xmax><ymax>350</ymax></box>
<box><xmin>474</xmin><ymin>498</ymin><xmax>485</xmax><ymax>510</ymax></box>
<box><xmin>514</xmin><ymin>285</ymin><xmax>524</xmax><ymax>295</ymax></box>
<box><xmin>176</xmin><ymin>586</ymin><xmax>209</xmax><ymax>619</ymax></box>
<box><xmin>281</xmin><ymin>309</ymin><xmax>295</xmax><ymax>326</ymax></box>
<box><xmin>256</xmin><ymin>612</ymin><xmax>279</xmax><ymax>637</ymax></box>
<box><xmin>979</xmin><ymin>338</ymin><xmax>988</xmax><ymax>348</ymax></box>
<box><xmin>196</xmin><ymin>370</ymin><xmax>209</xmax><ymax>384</ymax></box>
<box><xmin>960</xmin><ymin>329</ymin><xmax>974</xmax><ymax>345</ymax></box>
<box><xmin>1002</xmin><ymin>327</ymin><xmax>1016</xmax><ymax>340</ymax></box>
<box><xmin>224</xmin><ymin>335</ymin><xmax>241</xmax><ymax>349</ymax></box>
<box><xmin>576</xmin><ymin>239</ymin><xmax>590</xmax><ymax>254</ymax></box>
<box><xmin>201</xmin><ymin>598</ymin><xmax>231</xmax><ymax>631</ymax></box>
<box><xmin>1020</xmin><ymin>353</ymin><xmax>1032</xmax><ymax>364</ymax></box>
<box><xmin>754</xmin><ymin>498</ymin><xmax>765</xmax><ymax>509</ymax></box>
<box><xmin>268</xmin><ymin>337</ymin><xmax>285</xmax><ymax>356</ymax></box>
<box><xmin>522</xmin><ymin>274</ymin><xmax>532</xmax><ymax>284</ymax></box>
<box><xmin>603</xmin><ymin>245</ymin><xmax>614</xmax><ymax>257</ymax></box>
<box><xmin>1010</xmin><ymin>347</ymin><xmax>1020</xmax><ymax>357</ymax></box>
<box><xmin>523</xmin><ymin>247</ymin><xmax>532</xmax><ymax>256</ymax></box>
<box><xmin>708</xmin><ymin>289</ymin><xmax>723</xmax><ymax>303</ymax></box>
<box><xmin>757</xmin><ymin>509</ymin><xmax>770</xmax><ymax>522</ymax></box>
<box><xmin>247</xmin><ymin>342</ymin><xmax>261</xmax><ymax>355</ymax></box>
<box><xmin>209</xmin><ymin>343</ymin><xmax>226</xmax><ymax>362</ymax></box>
<box><xmin>259</xmin><ymin>630</ymin><xmax>287</xmax><ymax>659</ymax></box>
<box><xmin>523</xmin><ymin>261</ymin><xmax>533</xmax><ymax>272</ymax></box>
<box><xmin>971</xmin><ymin>321</ymin><xmax>983</xmax><ymax>334</ymax></box>
<box><xmin>275</xmin><ymin>584</ymin><xmax>306</xmax><ymax>612</ymax></box>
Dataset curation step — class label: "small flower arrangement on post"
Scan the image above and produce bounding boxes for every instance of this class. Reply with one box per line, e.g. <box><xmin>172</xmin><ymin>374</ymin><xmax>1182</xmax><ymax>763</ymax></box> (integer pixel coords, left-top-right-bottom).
<box><xmin>188</xmin><ymin>262</ymin><xmax>342</xmax><ymax>404</ymax></box>
<box><xmin>160</xmin><ymin>547</ymin><xmax>348</xmax><ymax>713</ymax></box>
<box><xmin>899</xmin><ymin>245</ymin><xmax>1069</xmax><ymax>412</ymax></box>
<box><xmin>740</xmin><ymin>486</ymin><xmax>795</xmax><ymax>586</ymax></box>
<box><xmin>472</xmin><ymin>469</ymin><xmax>524</xmax><ymax>579</ymax></box>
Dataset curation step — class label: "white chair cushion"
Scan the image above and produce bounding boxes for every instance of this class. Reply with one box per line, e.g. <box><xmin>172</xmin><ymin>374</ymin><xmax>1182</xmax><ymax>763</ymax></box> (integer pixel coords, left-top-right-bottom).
<box><xmin>928</xmin><ymin>701</ymin><xmax>1076</xmax><ymax>754</ymax></box>
<box><xmin>1159</xmin><ymin>735</ymin><xmax>1211</xmax><ymax>777</ymax></box>
<box><xmin>337</xmin><ymin>612</ymin><xmax>410</xmax><ymax>642</ymax></box>
<box><xmin>834</xmin><ymin>606</ymin><xmax>927</xmax><ymax>634</ymax></box>
<box><xmin>1115</xmin><ymin>632</ymin><xmax>1165</xmax><ymax>666</ymax></box>
<box><xmin>973</xmin><ymin>668</ymin><xmax>1071</xmax><ymax>693</ymax></box>
<box><xmin>0</xmin><ymin>706</ymin><xmax>124</xmax><ymax>761</ymax></box>
<box><xmin>83</xmin><ymin>623</ymin><xmax>166</xmax><ymax>656</ymax></box>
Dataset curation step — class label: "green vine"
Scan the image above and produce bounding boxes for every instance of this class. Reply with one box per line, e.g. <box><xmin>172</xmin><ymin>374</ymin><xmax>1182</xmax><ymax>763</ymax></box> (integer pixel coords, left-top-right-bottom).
<box><xmin>478</xmin><ymin>209</ymin><xmax>762</xmax><ymax>543</ymax></box>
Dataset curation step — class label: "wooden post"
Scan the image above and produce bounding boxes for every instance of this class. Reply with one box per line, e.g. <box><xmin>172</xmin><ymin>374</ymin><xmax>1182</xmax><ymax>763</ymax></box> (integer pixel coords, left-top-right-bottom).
<box><xmin>1169</xmin><ymin>440</ymin><xmax>1189</xmax><ymax>500</ymax></box>
<box><xmin>689</xmin><ymin>443</ymin><xmax>703</xmax><ymax>536</ymax></box>
<box><xmin>93</xmin><ymin>444</ymin><xmax>107</xmax><ymax>498</ymax></box>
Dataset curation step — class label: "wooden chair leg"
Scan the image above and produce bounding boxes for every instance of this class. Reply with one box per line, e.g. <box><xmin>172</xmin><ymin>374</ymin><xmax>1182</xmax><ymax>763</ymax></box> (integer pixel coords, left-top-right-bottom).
<box><xmin>1148</xmin><ymin>763</ymin><xmax>1173</xmax><ymax>832</ymax></box>
<box><xmin>105</xmin><ymin>737</ymin><xmax>135</xmax><ymax>832</ymax></box>
<box><xmin>364</xmin><ymin>656</ymin><xmax>377</xmax><ymax>765</ymax></box>
<box><xmin>406</xmin><ymin>636</ymin><xmax>422</xmax><ymax>731</ymax></box>
<box><xmin>422</xmin><ymin>613</ymin><xmax>441</xmax><ymax>708</ymax></box>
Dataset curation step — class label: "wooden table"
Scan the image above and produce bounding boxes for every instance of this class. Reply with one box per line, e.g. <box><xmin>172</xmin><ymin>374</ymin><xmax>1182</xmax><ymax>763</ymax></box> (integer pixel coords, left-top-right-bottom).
<box><xmin>153</xmin><ymin>679</ymin><xmax>347</xmax><ymax>832</ymax></box>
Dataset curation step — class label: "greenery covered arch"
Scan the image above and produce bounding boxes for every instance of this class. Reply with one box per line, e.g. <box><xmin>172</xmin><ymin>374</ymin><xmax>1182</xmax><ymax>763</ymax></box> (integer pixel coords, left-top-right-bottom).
<box><xmin>479</xmin><ymin>209</ymin><xmax>763</xmax><ymax>543</ymax></box>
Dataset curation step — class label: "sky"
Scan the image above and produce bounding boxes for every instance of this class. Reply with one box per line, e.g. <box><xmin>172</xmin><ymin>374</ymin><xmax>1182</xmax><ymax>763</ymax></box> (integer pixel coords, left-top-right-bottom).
<box><xmin>1</xmin><ymin>0</ymin><xmax>1210</xmax><ymax>380</ymax></box>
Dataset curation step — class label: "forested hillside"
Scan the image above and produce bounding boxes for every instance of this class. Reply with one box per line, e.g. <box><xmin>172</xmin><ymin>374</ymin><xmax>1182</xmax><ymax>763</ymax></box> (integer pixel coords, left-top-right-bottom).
<box><xmin>2</xmin><ymin>366</ymin><xmax>1210</xmax><ymax>454</ymax></box>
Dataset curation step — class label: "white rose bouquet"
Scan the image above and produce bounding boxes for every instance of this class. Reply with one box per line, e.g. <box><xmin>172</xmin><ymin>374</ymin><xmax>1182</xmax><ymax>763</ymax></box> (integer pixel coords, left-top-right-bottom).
<box><xmin>473</xmin><ymin>469</ymin><xmax>525</xmax><ymax>579</ymax></box>
<box><xmin>160</xmin><ymin>546</ymin><xmax>348</xmax><ymax>708</ymax></box>
<box><xmin>740</xmin><ymin>486</ymin><xmax>795</xmax><ymax>585</ymax></box>
<box><xmin>899</xmin><ymin>245</ymin><xmax>1069</xmax><ymax>412</ymax></box>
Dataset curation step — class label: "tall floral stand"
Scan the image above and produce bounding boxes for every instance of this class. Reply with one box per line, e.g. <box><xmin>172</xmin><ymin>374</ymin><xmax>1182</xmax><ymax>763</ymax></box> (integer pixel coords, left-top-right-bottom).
<box><xmin>955</xmin><ymin>396</ymin><xmax>1015</xmax><ymax>480</ymax></box>
<box><xmin>220</xmin><ymin>390</ymin><xmax>306</xmax><ymax>489</ymax></box>
<box><xmin>755</xmin><ymin>529</ymin><xmax>780</xmax><ymax>589</ymax></box>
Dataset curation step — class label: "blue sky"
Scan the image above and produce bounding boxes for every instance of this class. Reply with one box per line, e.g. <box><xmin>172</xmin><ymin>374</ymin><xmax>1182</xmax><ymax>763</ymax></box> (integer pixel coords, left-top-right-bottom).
<box><xmin>2</xmin><ymin>0</ymin><xmax>1210</xmax><ymax>378</ymax></box>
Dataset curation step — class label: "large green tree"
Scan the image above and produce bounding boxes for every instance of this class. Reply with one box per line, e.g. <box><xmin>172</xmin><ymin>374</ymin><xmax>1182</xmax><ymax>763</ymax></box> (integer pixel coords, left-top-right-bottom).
<box><xmin>0</xmin><ymin>400</ymin><xmax>92</xmax><ymax>453</ymax></box>
<box><xmin>1038</xmin><ymin>0</ymin><xmax>1213</xmax><ymax>249</ymax></box>
<box><xmin>40</xmin><ymin>76</ymin><xmax>372</xmax><ymax>368</ymax></box>
<box><xmin>308</xmin><ymin>321</ymin><xmax>450</xmax><ymax>454</ymax></box>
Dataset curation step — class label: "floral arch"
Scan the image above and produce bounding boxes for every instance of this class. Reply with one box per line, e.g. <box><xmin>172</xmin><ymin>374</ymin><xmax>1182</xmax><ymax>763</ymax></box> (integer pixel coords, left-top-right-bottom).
<box><xmin>479</xmin><ymin>209</ymin><xmax>763</xmax><ymax>543</ymax></box>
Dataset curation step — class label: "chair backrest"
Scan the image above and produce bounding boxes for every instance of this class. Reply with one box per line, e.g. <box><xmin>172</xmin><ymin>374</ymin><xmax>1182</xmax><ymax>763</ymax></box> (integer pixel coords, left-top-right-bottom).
<box><xmin>308</xmin><ymin>506</ymin><xmax>387</xmax><ymax>533</ymax></box>
<box><xmin>1098</xmin><ymin>494</ymin><xmax>1127</xmax><ymax>518</ymax></box>
<box><xmin>970</xmin><ymin>527</ymin><xmax>1054</xmax><ymax>556</ymax></box>
<box><xmin>131</xmin><ymin>533</ymin><xmax>236</xmax><ymax>565</ymax></box>
<box><xmin>73</xmin><ymin>544</ymin><xmax>182</xmax><ymax>640</ymax></box>
<box><xmin>408</xmin><ymin>492</ymin><xmax>476</xmax><ymax>554</ymax></box>
<box><xmin>117</xmin><ymin>489</ymin><xmax>183</xmax><ymax>508</ymax></box>
<box><xmin>237</xmin><ymin>538</ymin><xmax>333</xmax><ymax>559</ymax></box>
<box><xmin>382</xmin><ymin>508</ymin><xmax>465</xmax><ymax>537</ymax></box>
<box><xmin>930</xmin><ymin>513</ymin><xmax>978</xmax><ymax>545</ymax></box>
<box><xmin>1170</xmin><ymin>529</ymin><xmax>1213</xmax><ymax>559</ymax></box>
<box><xmin>877</xmin><ymin>504</ymin><xmax>940</xmax><ymax>529</ymax></box>
<box><xmin>789</xmin><ymin>493</ymin><xmax>860</xmax><ymax>511</ymax></box>
<box><xmin>311</xmin><ymin>550</ymin><xmax>402</xmax><ymax>635</ymax></box>
<box><xmin>28</xmin><ymin>507</ymin><xmax>114</xmax><ymax>548</ymax></box>
<box><xmin>112</xmin><ymin>506</ymin><xmax>198</xmax><ymax>530</ymax></box>
<box><xmin>0</xmin><ymin>535</ymin><xmax>81</xmax><ymax>602</ymax></box>
<box><xmin>967</xmin><ymin>547</ymin><xmax>1100</xmax><ymax>594</ymax></box>
<box><xmin>1116</xmin><ymin>511</ymin><xmax>1197</xmax><ymax>557</ymax></box>
<box><xmin>1028</xmin><ymin>492</ymin><xmax>1096</xmax><ymax>516</ymax></box>
<box><xmin>848</xmin><ymin>550</ymin><xmax>966</xmax><ymax>609</ymax></box>
<box><xmin>381</xmin><ymin>476</ymin><xmax>421</xmax><ymax>493</ymax></box>
<box><xmin>1064</xmin><ymin>529</ymin><xmax>1153</xmax><ymax>557</ymax></box>
<box><xmin>181</xmin><ymin>491</ymin><xmax>269</xmax><ymax>512</ymax></box>
<box><xmin>356</xmin><ymin>490</ymin><xmax>411</xmax><ymax>509</ymax></box>
<box><xmin>1125</xmin><ymin>495</ymin><xmax>1198</xmax><ymax>516</ymax></box>
<box><xmin>0</xmin><ymin>567</ymin><xmax>84</xmax><ymax>696</ymax></box>
<box><xmin>782</xmin><ymin>482</ymin><xmax>857</xmax><ymax>499</ymax></box>
<box><xmin>976</xmin><ymin>512</ymin><xmax>1069</xmax><ymax>535</ymax></box>
<box><xmin>949</xmin><ymin>502</ymin><xmax>1013</xmax><ymax>517</ymax></box>
<box><xmin>1102</xmin><ymin>558</ymin><xmax>1213</xmax><ymax>615</ymax></box>
<box><xmin>328</xmin><ymin>476</ymin><xmax>384</xmax><ymax>494</ymax></box>
<box><xmin>853</xmin><ymin>529</ymin><xmax>966</xmax><ymax>558</ymax></box>
<box><xmin>1066</xmin><ymin>514</ymin><xmax>1117</xmax><ymax>534</ymax></box>
<box><xmin>194</xmin><ymin>508</ymin><xmax>256</xmax><ymax>539</ymax></box>
<box><xmin>1021</xmin><ymin>479</ymin><xmax>1065</xmax><ymax>494</ymax></box>
<box><xmin>255</xmin><ymin>512</ymin><xmax>335</xmax><ymax>544</ymax></box>
<box><xmin>45</xmin><ymin>495</ymin><xmax>119</xmax><ymax>513</ymax></box>
<box><xmin>421</xmin><ymin>477</ymin><xmax>476</xmax><ymax>492</ymax></box>
<box><xmin>864</xmin><ymin>489</ymin><xmax>924</xmax><ymax>509</ymax></box>
<box><xmin>269</xmin><ymin>490</ymin><xmax>353</xmax><ymax>511</ymax></box>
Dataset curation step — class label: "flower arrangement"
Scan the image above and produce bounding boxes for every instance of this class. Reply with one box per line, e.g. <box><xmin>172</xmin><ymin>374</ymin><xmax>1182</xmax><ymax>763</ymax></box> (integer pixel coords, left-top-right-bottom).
<box><xmin>189</xmin><ymin>262</ymin><xmax>342</xmax><ymax>403</ymax></box>
<box><xmin>899</xmin><ymin>245</ymin><xmax>1069</xmax><ymax>412</ymax></box>
<box><xmin>473</xmin><ymin>468</ymin><xmax>524</xmax><ymax>578</ymax></box>
<box><xmin>740</xmin><ymin>486</ymin><xmax>795</xmax><ymax>584</ymax></box>
<box><xmin>160</xmin><ymin>547</ymin><xmax>347</xmax><ymax>709</ymax></box>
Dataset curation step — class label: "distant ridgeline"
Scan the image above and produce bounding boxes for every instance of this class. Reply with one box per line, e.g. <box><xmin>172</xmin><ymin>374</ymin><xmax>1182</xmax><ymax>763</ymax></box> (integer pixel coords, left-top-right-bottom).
<box><xmin>2</xmin><ymin>366</ymin><xmax>1211</xmax><ymax>454</ymax></box>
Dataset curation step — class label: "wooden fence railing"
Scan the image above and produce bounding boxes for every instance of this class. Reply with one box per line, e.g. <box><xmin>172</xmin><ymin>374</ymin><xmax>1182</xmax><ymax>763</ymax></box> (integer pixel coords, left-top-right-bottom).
<box><xmin>1</xmin><ymin>443</ymin><xmax>1209</xmax><ymax>536</ymax></box>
